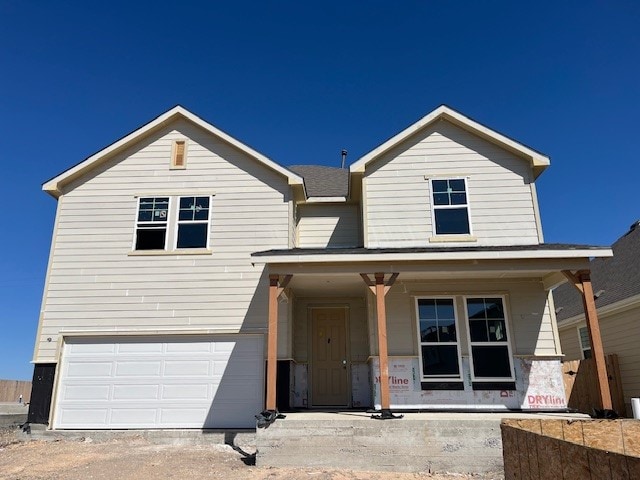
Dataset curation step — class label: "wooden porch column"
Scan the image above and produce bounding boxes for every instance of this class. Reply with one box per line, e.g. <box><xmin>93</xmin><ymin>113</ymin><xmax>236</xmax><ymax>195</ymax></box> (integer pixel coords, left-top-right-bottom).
<box><xmin>266</xmin><ymin>273</ymin><xmax>291</xmax><ymax>412</ymax></box>
<box><xmin>360</xmin><ymin>272</ymin><xmax>399</xmax><ymax>418</ymax></box>
<box><xmin>562</xmin><ymin>269</ymin><xmax>612</xmax><ymax>411</ymax></box>
<box><xmin>375</xmin><ymin>273</ymin><xmax>391</xmax><ymax>413</ymax></box>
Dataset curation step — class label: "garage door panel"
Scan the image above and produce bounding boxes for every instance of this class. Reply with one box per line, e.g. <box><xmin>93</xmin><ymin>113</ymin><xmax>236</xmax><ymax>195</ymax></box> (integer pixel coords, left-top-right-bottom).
<box><xmin>67</xmin><ymin>362</ymin><xmax>113</xmax><ymax>378</ymax></box>
<box><xmin>160</xmin><ymin>407</ymin><xmax>210</xmax><ymax>425</ymax></box>
<box><xmin>113</xmin><ymin>384</ymin><xmax>160</xmax><ymax>400</ymax></box>
<box><xmin>117</xmin><ymin>342</ymin><xmax>164</xmax><ymax>354</ymax></box>
<box><xmin>69</xmin><ymin>342</ymin><xmax>116</xmax><ymax>355</ymax></box>
<box><xmin>108</xmin><ymin>408</ymin><xmax>157</xmax><ymax>425</ymax></box>
<box><xmin>165</xmin><ymin>341</ymin><xmax>213</xmax><ymax>353</ymax></box>
<box><xmin>54</xmin><ymin>335</ymin><xmax>264</xmax><ymax>429</ymax></box>
<box><xmin>163</xmin><ymin>360</ymin><xmax>210</xmax><ymax>376</ymax></box>
<box><xmin>115</xmin><ymin>361</ymin><xmax>162</xmax><ymax>377</ymax></box>
<box><xmin>59</xmin><ymin>408</ymin><xmax>109</xmax><ymax>426</ymax></box>
<box><xmin>63</xmin><ymin>385</ymin><xmax>111</xmax><ymax>401</ymax></box>
<box><xmin>162</xmin><ymin>384</ymin><xmax>209</xmax><ymax>400</ymax></box>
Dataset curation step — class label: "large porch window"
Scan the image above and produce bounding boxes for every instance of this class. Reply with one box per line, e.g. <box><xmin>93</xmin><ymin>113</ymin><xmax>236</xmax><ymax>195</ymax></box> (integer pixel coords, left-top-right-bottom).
<box><xmin>464</xmin><ymin>297</ymin><xmax>515</xmax><ymax>388</ymax></box>
<box><xmin>416</xmin><ymin>298</ymin><xmax>462</xmax><ymax>384</ymax></box>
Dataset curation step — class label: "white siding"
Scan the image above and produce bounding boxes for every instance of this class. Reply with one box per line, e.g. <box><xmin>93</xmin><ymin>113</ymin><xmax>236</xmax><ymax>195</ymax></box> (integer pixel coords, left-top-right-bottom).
<box><xmin>364</xmin><ymin>121</ymin><xmax>540</xmax><ymax>248</ymax></box>
<box><xmin>368</xmin><ymin>278</ymin><xmax>558</xmax><ymax>357</ymax></box>
<box><xmin>35</xmin><ymin>119</ymin><xmax>291</xmax><ymax>362</ymax></box>
<box><xmin>297</xmin><ymin>204</ymin><xmax>360</xmax><ymax>248</ymax></box>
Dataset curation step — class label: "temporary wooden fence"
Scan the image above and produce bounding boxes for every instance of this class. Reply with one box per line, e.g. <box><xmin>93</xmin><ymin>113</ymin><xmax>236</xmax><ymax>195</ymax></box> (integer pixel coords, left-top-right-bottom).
<box><xmin>0</xmin><ymin>380</ymin><xmax>32</xmax><ymax>403</ymax></box>
<box><xmin>562</xmin><ymin>354</ymin><xmax>625</xmax><ymax>416</ymax></box>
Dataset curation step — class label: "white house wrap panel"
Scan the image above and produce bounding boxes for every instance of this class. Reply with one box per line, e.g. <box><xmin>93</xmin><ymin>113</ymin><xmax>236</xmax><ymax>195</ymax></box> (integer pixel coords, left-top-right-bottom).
<box><xmin>53</xmin><ymin>335</ymin><xmax>264</xmax><ymax>429</ymax></box>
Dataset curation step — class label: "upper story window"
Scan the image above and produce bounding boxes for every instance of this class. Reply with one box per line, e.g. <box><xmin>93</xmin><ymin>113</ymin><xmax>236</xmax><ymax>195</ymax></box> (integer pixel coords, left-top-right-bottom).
<box><xmin>416</xmin><ymin>298</ymin><xmax>462</xmax><ymax>382</ymax></box>
<box><xmin>135</xmin><ymin>197</ymin><xmax>170</xmax><ymax>250</ymax></box>
<box><xmin>578</xmin><ymin>326</ymin><xmax>592</xmax><ymax>359</ymax></box>
<box><xmin>431</xmin><ymin>178</ymin><xmax>470</xmax><ymax>235</ymax></box>
<box><xmin>177</xmin><ymin>196</ymin><xmax>210</xmax><ymax>248</ymax></box>
<box><xmin>133</xmin><ymin>195</ymin><xmax>211</xmax><ymax>251</ymax></box>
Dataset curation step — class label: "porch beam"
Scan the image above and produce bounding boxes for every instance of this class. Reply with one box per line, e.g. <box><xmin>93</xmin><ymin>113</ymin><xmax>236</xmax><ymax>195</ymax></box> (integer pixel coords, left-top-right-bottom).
<box><xmin>266</xmin><ymin>273</ymin><xmax>291</xmax><ymax>412</ymax></box>
<box><xmin>562</xmin><ymin>270</ymin><xmax>584</xmax><ymax>294</ymax></box>
<box><xmin>578</xmin><ymin>270</ymin><xmax>612</xmax><ymax>411</ymax></box>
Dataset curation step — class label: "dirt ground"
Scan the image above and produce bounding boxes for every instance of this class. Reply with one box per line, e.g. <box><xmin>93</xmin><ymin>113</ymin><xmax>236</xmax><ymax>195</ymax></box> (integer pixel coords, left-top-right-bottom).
<box><xmin>0</xmin><ymin>428</ymin><xmax>504</xmax><ymax>480</ymax></box>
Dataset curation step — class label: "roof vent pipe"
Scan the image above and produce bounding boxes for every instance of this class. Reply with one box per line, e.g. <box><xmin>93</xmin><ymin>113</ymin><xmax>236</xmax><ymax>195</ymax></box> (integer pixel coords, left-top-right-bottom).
<box><xmin>630</xmin><ymin>220</ymin><xmax>640</xmax><ymax>232</ymax></box>
<box><xmin>341</xmin><ymin>149</ymin><xmax>348</xmax><ymax>169</ymax></box>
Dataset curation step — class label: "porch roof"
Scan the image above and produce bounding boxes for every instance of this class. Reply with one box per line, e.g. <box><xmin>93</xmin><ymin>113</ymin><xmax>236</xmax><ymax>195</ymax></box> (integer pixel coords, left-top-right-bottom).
<box><xmin>252</xmin><ymin>243</ymin><xmax>612</xmax><ymax>264</ymax></box>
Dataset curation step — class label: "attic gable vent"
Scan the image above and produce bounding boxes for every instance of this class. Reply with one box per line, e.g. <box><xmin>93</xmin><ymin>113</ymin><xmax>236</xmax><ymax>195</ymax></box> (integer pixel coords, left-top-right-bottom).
<box><xmin>171</xmin><ymin>140</ymin><xmax>187</xmax><ymax>169</ymax></box>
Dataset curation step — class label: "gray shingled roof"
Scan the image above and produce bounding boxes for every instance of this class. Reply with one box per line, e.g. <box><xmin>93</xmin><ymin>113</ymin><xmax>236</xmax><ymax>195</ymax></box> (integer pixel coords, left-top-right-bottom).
<box><xmin>554</xmin><ymin>221</ymin><xmax>640</xmax><ymax>321</ymax></box>
<box><xmin>289</xmin><ymin>165</ymin><xmax>349</xmax><ymax>197</ymax></box>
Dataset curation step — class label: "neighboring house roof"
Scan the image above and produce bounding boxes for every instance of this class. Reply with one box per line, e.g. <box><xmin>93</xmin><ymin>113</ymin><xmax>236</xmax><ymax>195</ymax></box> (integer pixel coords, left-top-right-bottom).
<box><xmin>554</xmin><ymin>221</ymin><xmax>640</xmax><ymax>322</ymax></box>
<box><xmin>349</xmin><ymin>105</ymin><xmax>550</xmax><ymax>178</ymax></box>
<box><xmin>42</xmin><ymin>105</ymin><xmax>304</xmax><ymax>198</ymax></box>
<box><xmin>252</xmin><ymin>243</ymin><xmax>612</xmax><ymax>263</ymax></box>
<box><xmin>289</xmin><ymin>165</ymin><xmax>349</xmax><ymax>198</ymax></box>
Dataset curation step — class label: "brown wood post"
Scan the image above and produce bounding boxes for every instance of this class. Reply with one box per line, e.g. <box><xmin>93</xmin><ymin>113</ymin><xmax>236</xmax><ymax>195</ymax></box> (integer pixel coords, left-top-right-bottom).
<box><xmin>266</xmin><ymin>274</ymin><xmax>280</xmax><ymax>411</ymax></box>
<box><xmin>579</xmin><ymin>271</ymin><xmax>612</xmax><ymax>410</ymax></box>
<box><xmin>375</xmin><ymin>272</ymin><xmax>391</xmax><ymax>413</ymax></box>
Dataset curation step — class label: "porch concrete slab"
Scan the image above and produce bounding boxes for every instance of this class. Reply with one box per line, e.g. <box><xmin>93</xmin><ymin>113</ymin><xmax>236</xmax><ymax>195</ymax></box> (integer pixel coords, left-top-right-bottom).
<box><xmin>255</xmin><ymin>411</ymin><xmax>591</xmax><ymax>474</ymax></box>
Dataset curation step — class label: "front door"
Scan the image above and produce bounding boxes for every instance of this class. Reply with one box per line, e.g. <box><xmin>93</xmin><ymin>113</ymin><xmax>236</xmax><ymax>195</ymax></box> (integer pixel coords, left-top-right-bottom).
<box><xmin>311</xmin><ymin>308</ymin><xmax>349</xmax><ymax>407</ymax></box>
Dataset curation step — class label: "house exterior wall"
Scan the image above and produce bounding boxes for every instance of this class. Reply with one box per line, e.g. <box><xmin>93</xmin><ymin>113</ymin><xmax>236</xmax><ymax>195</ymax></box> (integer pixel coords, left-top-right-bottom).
<box><xmin>34</xmin><ymin>118</ymin><xmax>291</xmax><ymax>363</ymax></box>
<box><xmin>364</xmin><ymin>277</ymin><xmax>565</xmax><ymax>410</ymax></box>
<box><xmin>296</xmin><ymin>204</ymin><xmax>360</xmax><ymax>248</ymax></box>
<box><xmin>367</xmin><ymin>278</ymin><xmax>559</xmax><ymax>357</ymax></box>
<box><xmin>558</xmin><ymin>302</ymin><xmax>640</xmax><ymax>415</ymax></box>
<box><xmin>362</xmin><ymin>121</ymin><xmax>540</xmax><ymax>248</ymax></box>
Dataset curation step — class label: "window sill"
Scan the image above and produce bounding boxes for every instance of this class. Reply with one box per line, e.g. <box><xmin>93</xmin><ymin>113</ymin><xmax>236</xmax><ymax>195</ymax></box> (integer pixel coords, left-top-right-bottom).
<box><xmin>128</xmin><ymin>248</ymin><xmax>212</xmax><ymax>256</ymax></box>
<box><xmin>429</xmin><ymin>235</ymin><xmax>477</xmax><ymax>243</ymax></box>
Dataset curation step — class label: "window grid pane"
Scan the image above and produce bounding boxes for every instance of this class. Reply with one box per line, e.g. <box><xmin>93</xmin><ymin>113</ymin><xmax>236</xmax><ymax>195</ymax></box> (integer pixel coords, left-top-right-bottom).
<box><xmin>177</xmin><ymin>196</ymin><xmax>210</xmax><ymax>249</ymax></box>
<box><xmin>417</xmin><ymin>298</ymin><xmax>460</xmax><ymax>380</ymax></box>
<box><xmin>431</xmin><ymin>178</ymin><xmax>470</xmax><ymax>235</ymax></box>
<box><xmin>466</xmin><ymin>297</ymin><xmax>513</xmax><ymax>380</ymax></box>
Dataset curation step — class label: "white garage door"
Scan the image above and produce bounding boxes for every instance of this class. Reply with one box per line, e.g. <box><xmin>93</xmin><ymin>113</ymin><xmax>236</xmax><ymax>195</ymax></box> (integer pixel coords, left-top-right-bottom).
<box><xmin>53</xmin><ymin>335</ymin><xmax>264</xmax><ymax>429</ymax></box>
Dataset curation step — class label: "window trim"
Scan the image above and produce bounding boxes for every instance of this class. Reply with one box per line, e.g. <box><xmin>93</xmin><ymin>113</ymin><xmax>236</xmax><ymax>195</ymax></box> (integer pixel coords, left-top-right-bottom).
<box><xmin>173</xmin><ymin>196</ymin><xmax>213</xmax><ymax>251</ymax></box>
<box><xmin>429</xmin><ymin>177</ymin><xmax>473</xmax><ymax>237</ymax></box>
<box><xmin>463</xmin><ymin>295</ymin><xmax>516</xmax><ymax>383</ymax></box>
<box><xmin>577</xmin><ymin>325</ymin><xmax>592</xmax><ymax>360</ymax></box>
<box><xmin>414</xmin><ymin>296</ymin><xmax>464</xmax><ymax>383</ymax></box>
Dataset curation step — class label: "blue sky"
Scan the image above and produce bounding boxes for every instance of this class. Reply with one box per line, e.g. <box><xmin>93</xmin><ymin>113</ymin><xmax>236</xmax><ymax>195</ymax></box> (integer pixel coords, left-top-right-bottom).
<box><xmin>1</xmin><ymin>1</ymin><xmax>639</xmax><ymax>380</ymax></box>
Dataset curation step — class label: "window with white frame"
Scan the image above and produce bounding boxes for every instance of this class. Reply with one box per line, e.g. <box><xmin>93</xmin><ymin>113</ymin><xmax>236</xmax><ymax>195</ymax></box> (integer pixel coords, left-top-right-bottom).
<box><xmin>416</xmin><ymin>298</ymin><xmax>461</xmax><ymax>380</ymax></box>
<box><xmin>578</xmin><ymin>326</ymin><xmax>592</xmax><ymax>359</ymax></box>
<box><xmin>133</xmin><ymin>195</ymin><xmax>211</xmax><ymax>251</ymax></box>
<box><xmin>431</xmin><ymin>178</ymin><xmax>471</xmax><ymax>235</ymax></box>
<box><xmin>135</xmin><ymin>197</ymin><xmax>170</xmax><ymax>250</ymax></box>
<box><xmin>176</xmin><ymin>196</ymin><xmax>210</xmax><ymax>249</ymax></box>
<box><xmin>465</xmin><ymin>297</ymin><xmax>514</xmax><ymax>381</ymax></box>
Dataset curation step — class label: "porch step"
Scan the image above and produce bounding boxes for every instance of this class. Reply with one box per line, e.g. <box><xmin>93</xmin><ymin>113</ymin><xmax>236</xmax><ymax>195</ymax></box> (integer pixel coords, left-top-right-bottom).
<box><xmin>255</xmin><ymin>413</ymin><xmax>505</xmax><ymax>474</ymax></box>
